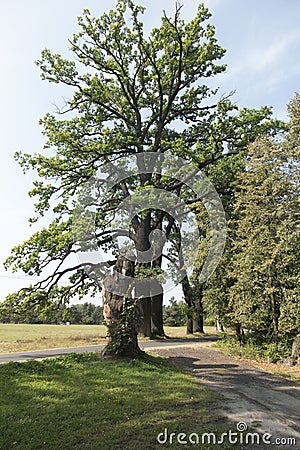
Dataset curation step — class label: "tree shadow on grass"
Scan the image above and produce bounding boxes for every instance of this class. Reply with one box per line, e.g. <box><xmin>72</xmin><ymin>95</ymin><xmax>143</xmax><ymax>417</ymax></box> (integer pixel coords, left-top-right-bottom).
<box><xmin>0</xmin><ymin>352</ymin><xmax>234</xmax><ymax>450</ymax></box>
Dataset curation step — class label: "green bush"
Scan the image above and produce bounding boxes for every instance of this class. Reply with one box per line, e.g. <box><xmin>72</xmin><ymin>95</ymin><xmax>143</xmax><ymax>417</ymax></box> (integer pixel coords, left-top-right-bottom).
<box><xmin>217</xmin><ymin>333</ymin><xmax>292</xmax><ymax>362</ymax></box>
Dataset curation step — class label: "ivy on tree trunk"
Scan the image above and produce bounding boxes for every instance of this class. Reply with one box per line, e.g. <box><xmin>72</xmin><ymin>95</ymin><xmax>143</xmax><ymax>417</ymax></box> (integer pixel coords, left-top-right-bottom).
<box><xmin>102</xmin><ymin>254</ymin><xmax>142</xmax><ymax>357</ymax></box>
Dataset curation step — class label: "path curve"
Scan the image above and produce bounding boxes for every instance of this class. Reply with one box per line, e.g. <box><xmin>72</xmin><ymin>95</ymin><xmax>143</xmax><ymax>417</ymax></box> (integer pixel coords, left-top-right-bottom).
<box><xmin>149</xmin><ymin>341</ymin><xmax>300</xmax><ymax>449</ymax></box>
<box><xmin>0</xmin><ymin>337</ymin><xmax>216</xmax><ymax>363</ymax></box>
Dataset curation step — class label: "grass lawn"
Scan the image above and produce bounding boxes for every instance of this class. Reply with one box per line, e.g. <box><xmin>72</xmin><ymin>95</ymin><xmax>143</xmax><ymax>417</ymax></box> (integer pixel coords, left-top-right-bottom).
<box><xmin>0</xmin><ymin>324</ymin><xmax>218</xmax><ymax>353</ymax></box>
<box><xmin>0</xmin><ymin>352</ymin><xmax>233</xmax><ymax>450</ymax></box>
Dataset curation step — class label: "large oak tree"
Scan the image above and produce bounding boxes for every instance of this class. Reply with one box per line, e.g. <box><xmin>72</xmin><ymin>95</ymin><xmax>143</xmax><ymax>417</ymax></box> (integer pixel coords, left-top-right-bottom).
<box><xmin>1</xmin><ymin>0</ymin><xmax>280</xmax><ymax>355</ymax></box>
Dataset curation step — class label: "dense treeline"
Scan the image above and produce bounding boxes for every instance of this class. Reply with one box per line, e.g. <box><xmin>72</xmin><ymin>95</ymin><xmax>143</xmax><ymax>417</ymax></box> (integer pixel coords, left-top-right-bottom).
<box><xmin>0</xmin><ymin>302</ymin><xmax>104</xmax><ymax>325</ymax></box>
<box><xmin>195</xmin><ymin>94</ymin><xmax>300</xmax><ymax>356</ymax></box>
<box><xmin>0</xmin><ymin>298</ymin><xmax>188</xmax><ymax>328</ymax></box>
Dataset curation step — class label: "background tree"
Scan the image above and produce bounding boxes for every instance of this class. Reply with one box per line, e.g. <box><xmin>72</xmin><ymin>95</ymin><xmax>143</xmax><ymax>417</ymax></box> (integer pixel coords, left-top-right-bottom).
<box><xmin>228</xmin><ymin>97</ymin><xmax>300</xmax><ymax>346</ymax></box>
<box><xmin>182</xmin><ymin>149</ymin><xmax>250</xmax><ymax>335</ymax></box>
<box><xmin>194</xmin><ymin>152</ymin><xmax>246</xmax><ymax>337</ymax></box>
<box><xmin>0</xmin><ymin>0</ymin><xmax>281</xmax><ymax>353</ymax></box>
<box><xmin>163</xmin><ymin>297</ymin><xmax>186</xmax><ymax>327</ymax></box>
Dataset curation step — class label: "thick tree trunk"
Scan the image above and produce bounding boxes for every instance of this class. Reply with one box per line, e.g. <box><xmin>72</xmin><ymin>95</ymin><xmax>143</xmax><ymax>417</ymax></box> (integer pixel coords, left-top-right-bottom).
<box><xmin>151</xmin><ymin>257</ymin><xmax>165</xmax><ymax>338</ymax></box>
<box><xmin>193</xmin><ymin>315</ymin><xmax>204</xmax><ymax>333</ymax></box>
<box><xmin>216</xmin><ymin>316</ymin><xmax>224</xmax><ymax>332</ymax></box>
<box><xmin>151</xmin><ymin>291</ymin><xmax>164</xmax><ymax>337</ymax></box>
<box><xmin>135</xmin><ymin>279</ymin><xmax>152</xmax><ymax>337</ymax></box>
<box><xmin>193</xmin><ymin>294</ymin><xmax>204</xmax><ymax>333</ymax></box>
<box><xmin>291</xmin><ymin>334</ymin><xmax>300</xmax><ymax>363</ymax></box>
<box><xmin>140</xmin><ymin>297</ymin><xmax>152</xmax><ymax>337</ymax></box>
<box><xmin>270</xmin><ymin>293</ymin><xmax>279</xmax><ymax>344</ymax></box>
<box><xmin>267</xmin><ymin>272</ymin><xmax>279</xmax><ymax>344</ymax></box>
<box><xmin>186</xmin><ymin>318</ymin><xmax>193</xmax><ymax>335</ymax></box>
<box><xmin>133</xmin><ymin>212</ymin><xmax>165</xmax><ymax>338</ymax></box>
<box><xmin>102</xmin><ymin>254</ymin><xmax>142</xmax><ymax>357</ymax></box>
<box><xmin>135</xmin><ymin>213</ymin><xmax>154</xmax><ymax>337</ymax></box>
<box><xmin>235</xmin><ymin>323</ymin><xmax>245</xmax><ymax>344</ymax></box>
<box><xmin>182</xmin><ymin>275</ymin><xmax>194</xmax><ymax>334</ymax></box>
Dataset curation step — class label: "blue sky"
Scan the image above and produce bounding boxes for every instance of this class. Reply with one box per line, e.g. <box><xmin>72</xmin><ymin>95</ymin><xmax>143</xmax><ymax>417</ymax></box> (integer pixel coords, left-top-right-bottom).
<box><xmin>0</xmin><ymin>0</ymin><xmax>300</xmax><ymax>302</ymax></box>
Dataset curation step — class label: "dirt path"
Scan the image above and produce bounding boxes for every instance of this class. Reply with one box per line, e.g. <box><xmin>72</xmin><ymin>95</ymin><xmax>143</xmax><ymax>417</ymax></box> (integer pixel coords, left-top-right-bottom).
<box><xmin>149</xmin><ymin>341</ymin><xmax>300</xmax><ymax>449</ymax></box>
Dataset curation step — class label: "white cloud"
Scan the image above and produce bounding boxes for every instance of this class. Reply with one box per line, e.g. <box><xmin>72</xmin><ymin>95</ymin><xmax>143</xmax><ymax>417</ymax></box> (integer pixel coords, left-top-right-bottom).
<box><xmin>230</xmin><ymin>29</ymin><xmax>300</xmax><ymax>76</ymax></box>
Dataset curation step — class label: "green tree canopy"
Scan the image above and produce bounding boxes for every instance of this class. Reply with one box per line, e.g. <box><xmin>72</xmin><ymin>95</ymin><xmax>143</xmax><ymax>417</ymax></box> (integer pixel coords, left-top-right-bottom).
<box><xmin>1</xmin><ymin>1</ymin><xmax>281</xmax><ymax>347</ymax></box>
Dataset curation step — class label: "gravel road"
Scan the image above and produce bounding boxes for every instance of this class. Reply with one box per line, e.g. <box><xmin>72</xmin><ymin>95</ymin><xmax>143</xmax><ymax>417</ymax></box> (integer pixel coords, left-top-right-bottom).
<box><xmin>149</xmin><ymin>341</ymin><xmax>300</xmax><ymax>449</ymax></box>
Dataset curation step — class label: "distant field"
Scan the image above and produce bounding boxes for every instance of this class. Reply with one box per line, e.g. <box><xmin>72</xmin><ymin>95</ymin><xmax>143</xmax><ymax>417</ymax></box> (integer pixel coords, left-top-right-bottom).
<box><xmin>164</xmin><ymin>325</ymin><xmax>217</xmax><ymax>338</ymax></box>
<box><xmin>0</xmin><ymin>324</ymin><xmax>107</xmax><ymax>353</ymax></box>
<box><xmin>0</xmin><ymin>324</ymin><xmax>217</xmax><ymax>353</ymax></box>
